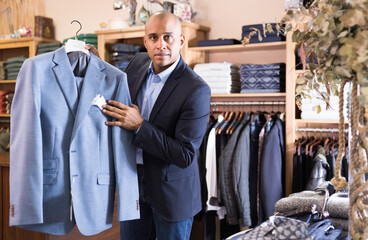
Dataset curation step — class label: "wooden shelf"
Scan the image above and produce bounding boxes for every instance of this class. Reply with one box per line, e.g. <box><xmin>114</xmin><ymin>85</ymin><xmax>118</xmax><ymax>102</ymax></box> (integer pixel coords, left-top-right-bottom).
<box><xmin>295</xmin><ymin>119</ymin><xmax>349</xmax><ymax>125</ymax></box>
<box><xmin>189</xmin><ymin>41</ymin><xmax>286</xmax><ymax>52</ymax></box>
<box><xmin>295</xmin><ymin>70</ymin><xmax>307</xmax><ymax>75</ymax></box>
<box><xmin>0</xmin><ymin>80</ymin><xmax>16</xmax><ymax>84</ymax></box>
<box><xmin>211</xmin><ymin>93</ymin><xmax>286</xmax><ymax>102</ymax></box>
<box><xmin>0</xmin><ymin>152</ymin><xmax>9</xmax><ymax>167</ymax></box>
<box><xmin>0</xmin><ymin>114</ymin><xmax>10</xmax><ymax>117</ymax></box>
<box><xmin>0</xmin><ymin>37</ymin><xmax>59</xmax><ymax>52</ymax></box>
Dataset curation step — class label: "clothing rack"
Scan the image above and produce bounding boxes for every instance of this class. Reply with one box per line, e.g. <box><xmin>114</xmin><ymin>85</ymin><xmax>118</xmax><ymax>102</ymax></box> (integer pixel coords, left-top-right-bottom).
<box><xmin>210</xmin><ymin>101</ymin><xmax>285</xmax><ymax>106</ymax></box>
<box><xmin>0</xmin><ymin>119</ymin><xmax>10</xmax><ymax>123</ymax></box>
<box><xmin>210</xmin><ymin>101</ymin><xmax>286</xmax><ymax>113</ymax></box>
<box><xmin>295</xmin><ymin>127</ymin><xmax>349</xmax><ymax>133</ymax></box>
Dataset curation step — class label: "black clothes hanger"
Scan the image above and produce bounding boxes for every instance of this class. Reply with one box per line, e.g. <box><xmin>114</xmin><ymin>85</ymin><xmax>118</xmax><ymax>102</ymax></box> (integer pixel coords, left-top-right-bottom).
<box><xmin>65</xmin><ymin>20</ymin><xmax>90</xmax><ymax>56</ymax></box>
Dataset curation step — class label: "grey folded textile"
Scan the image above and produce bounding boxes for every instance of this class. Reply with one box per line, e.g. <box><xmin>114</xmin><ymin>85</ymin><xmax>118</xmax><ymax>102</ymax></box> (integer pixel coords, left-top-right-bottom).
<box><xmin>6</xmin><ymin>56</ymin><xmax>27</xmax><ymax>64</ymax></box>
<box><xmin>7</xmin><ymin>73</ymin><xmax>18</xmax><ymax>79</ymax></box>
<box><xmin>241</xmin><ymin>89</ymin><xmax>280</xmax><ymax>93</ymax></box>
<box><xmin>37</xmin><ymin>42</ymin><xmax>62</xmax><ymax>49</ymax></box>
<box><xmin>0</xmin><ymin>129</ymin><xmax>10</xmax><ymax>152</ymax></box>
<box><xmin>274</xmin><ymin>190</ymin><xmax>349</xmax><ymax>220</ymax></box>
<box><xmin>326</xmin><ymin>192</ymin><xmax>349</xmax><ymax>220</ymax></box>
<box><xmin>241</xmin><ymin>69</ymin><xmax>285</xmax><ymax>78</ymax></box>
<box><xmin>330</xmin><ymin>217</ymin><xmax>348</xmax><ymax>232</ymax></box>
<box><xmin>112</xmin><ymin>43</ymin><xmax>142</xmax><ymax>53</ymax></box>
<box><xmin>240</xmin><ymin>63</ymin><xmax>285</xmax><ymax>71</ymax></box>
<box><xmin>37</xmin><ymin>46</ymin><xmax>61</xmax><ymax>54</ymax></box>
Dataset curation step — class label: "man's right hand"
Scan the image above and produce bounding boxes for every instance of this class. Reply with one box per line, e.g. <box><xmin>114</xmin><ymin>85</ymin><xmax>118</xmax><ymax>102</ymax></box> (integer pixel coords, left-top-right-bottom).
<box><xmin>85</xmin><ymin>44</ymin><xmax>100</xmax><ymax>58</ymax></box>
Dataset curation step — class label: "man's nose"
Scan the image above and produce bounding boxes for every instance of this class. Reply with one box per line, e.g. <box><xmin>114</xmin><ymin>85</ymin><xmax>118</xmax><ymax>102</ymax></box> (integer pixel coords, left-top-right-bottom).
<box><xmin>156</xmin><ymin>37</ymin><xmax>167</xmax><ymax>50</ymax></box>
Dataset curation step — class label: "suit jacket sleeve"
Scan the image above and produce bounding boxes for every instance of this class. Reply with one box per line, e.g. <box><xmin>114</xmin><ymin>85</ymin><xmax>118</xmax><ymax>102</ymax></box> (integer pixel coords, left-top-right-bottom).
<box><xmin>113</xmin><ymin>74</ymin><xmax>140</xmax><ymax>221</ymax></box>
<box><xmin>10</xmin><ymin>59</ymin><xmax>44</xmax><ymax>225</ymax></box>
<box><xmin>133</xmin><ymin>84</ymin><xmax>211</xmax><ymax>168</ymax></box>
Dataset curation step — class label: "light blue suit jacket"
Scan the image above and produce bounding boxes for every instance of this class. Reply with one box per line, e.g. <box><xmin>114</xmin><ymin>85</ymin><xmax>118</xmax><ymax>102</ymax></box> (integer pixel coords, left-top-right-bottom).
<box><xmin>9</xmin><ymin>47</ymin><xmax>139</xmax><ymax>236</ymax></box>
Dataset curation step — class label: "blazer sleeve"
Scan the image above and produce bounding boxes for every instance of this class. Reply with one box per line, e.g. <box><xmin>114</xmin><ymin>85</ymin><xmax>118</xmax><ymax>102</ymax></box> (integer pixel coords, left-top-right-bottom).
<box><xmin>133</xmin><ymin>83</ymin><xmax>211</xmax><ymax>168</ymax></box>
<box><xmin>113</xmin><ymin>74</ymin><xmax>140</xmax><ymax>221</ymax></box>
<box><xmin>9</xmin><ymin>59</ymin><xmax>44</xmax><ymax>225</ymax></box>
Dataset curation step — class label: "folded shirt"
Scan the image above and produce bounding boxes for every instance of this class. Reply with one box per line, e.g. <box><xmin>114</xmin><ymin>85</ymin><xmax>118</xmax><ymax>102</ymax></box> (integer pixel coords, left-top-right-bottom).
<box><xmin>194</xmin><ymin>62</ymin><xmax>239</xmax><ymax>72</ymax></box>
<box><xmin>240</xmin><ymin>63</ymin><xmax>285</xmax><ymax>71</ymax></box>
<box><xmin>37</xmin><ymin>42</ymin><xmax>62</xmax><ymax>48</ymax></box>
<box><xmin>241</xmin><ymin>70</ymin><xmax>285</xmax><ymax>78</ymax></box>
<box><xmin>6</xmin><ymin>56</ymin><xmax>27</xmax><ymax>64</ymax></box>
<box><xmin>197</xmin><ymin>38</ymin><xmax>241</xmax><ymax>47</ymax></box>
<box><xmin>241</xmin><ymin>89</ymin><xmax>280</xmax><ymax>93</ymax></box>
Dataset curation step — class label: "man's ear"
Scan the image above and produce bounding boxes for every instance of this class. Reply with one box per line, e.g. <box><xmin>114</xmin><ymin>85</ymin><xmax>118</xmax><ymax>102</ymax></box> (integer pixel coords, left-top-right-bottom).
<box><xmin>180</xmin><ymin>34</ymin><xmax>185</xmax><ymax>49</ymax></box>
<box><xmin>143</xmin><ymin>36</ymin><xmax>147</xmax><ymax>48</ymax></box>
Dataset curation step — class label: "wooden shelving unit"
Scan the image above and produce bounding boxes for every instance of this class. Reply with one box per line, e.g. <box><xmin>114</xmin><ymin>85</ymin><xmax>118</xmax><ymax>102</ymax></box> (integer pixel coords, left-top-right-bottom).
<box><xmin>190</xmin><ymin>41</ymin><xmax>286</xmax><ymax>52</ymax></box>
<box><xmin>0</xmin><ymin>37</ymin><xmax>59</xmax><ymax>240</ymax></box>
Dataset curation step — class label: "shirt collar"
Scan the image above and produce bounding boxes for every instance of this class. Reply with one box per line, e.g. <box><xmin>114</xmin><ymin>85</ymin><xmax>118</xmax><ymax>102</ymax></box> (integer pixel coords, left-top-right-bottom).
<box><xmin>147</xmin><ymin>55</ymin><xmax>181</xmax><ymax>84</ymax></box>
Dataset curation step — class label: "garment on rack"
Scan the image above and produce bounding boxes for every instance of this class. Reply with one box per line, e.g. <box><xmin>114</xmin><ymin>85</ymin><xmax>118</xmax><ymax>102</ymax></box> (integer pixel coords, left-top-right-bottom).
<box><xmin>292</xmin><ymin>135</ymin><xmax>349</xmax><ymax>192</ymax></box>
<box><xmin>218</xmin><ymin>113</ymin><xmax>251</xmax><ymax>226</ymax></box>
<box><xmin>259</xmin><ymin>117</ymin><xmax>285</xmax><ymax>222</ymax></box>
<box><xmin>195</xmin><ymin>111</ymin><xmax>285</xmax><ymax>239</ymax></box>
<box><xmin>10</xmin><ymin>47</ymin><xmax>139</xmax><ymax>236</ymax></box>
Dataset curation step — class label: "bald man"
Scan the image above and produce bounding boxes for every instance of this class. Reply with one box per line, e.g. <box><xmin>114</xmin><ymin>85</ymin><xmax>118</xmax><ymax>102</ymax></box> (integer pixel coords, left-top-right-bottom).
<box><xmin>101</xmin><ymin>11</ymin><xmax>211</xmax><ymax>240</ymax></box>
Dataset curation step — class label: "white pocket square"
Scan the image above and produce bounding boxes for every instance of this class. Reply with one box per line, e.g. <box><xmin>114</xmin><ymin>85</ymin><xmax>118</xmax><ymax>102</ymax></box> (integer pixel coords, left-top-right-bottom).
<box><xmin>92</xmin><ymin>94</ymin><xmax>106</xmax><ymax>110</ymax></box>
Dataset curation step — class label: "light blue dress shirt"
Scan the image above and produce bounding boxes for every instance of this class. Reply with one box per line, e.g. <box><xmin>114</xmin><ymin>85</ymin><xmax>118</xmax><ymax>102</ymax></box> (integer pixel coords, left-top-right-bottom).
<box><xmin>135</xmin><ymin>56</ymin><xmax>181</xmax><ymax>164</ymax></box>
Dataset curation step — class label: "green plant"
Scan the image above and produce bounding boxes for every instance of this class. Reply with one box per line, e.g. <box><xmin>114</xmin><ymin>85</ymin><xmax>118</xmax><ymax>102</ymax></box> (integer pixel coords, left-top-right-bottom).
<box><xmin>282</xmin><ymin>0</ymin><xmax>368</xmax><ymax>109</ymax></box>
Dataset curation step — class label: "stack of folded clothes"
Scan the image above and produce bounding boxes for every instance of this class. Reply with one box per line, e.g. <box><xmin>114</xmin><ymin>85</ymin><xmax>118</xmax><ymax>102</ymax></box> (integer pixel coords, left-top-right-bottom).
<box><xmin>0</xmin><ymin>61</ymin><xmax>6</xmax><ymax>80</ymax></box>
<box><xmin>6</xmin><ymin>56</ymin><xmax>27</xmax><ymax>80</ymax></box>
<box><xmin>37</xmin><ymin>42</ymin><xmax>62</xmax><ymax>55</ymax></box>
<box><xmin>300</xmin><ymin>82</ymin><xmax>350</xmax><ymax>121</ymax></box>
<box><xmin>0</xmin><ymin>90</ymin><xmax>13</xmax><ymax>114</ymax></box>
<box><xmin>242</xmin><ymin>23</ymin><xmax>285</xmax><ymax>44</ymax></box>
<box><xmin>193</xmin><ymin>62</ymin><xmax>241</xmax><ymax>94</ymax></box>
<box><xmin>197</xmin><ymin>38</ymin><xmax>241</xmax><ymax>47</ymax></box>
<box><xmin>111</xmin><ymin>43</ymin><xmax>145</xmax><ymax>71</ymax></box>
<box><xmin>5</xmin><ymin>92</ymin><xmax>13</xmax><ymax>114</ymax></box>
<box><xmin>0</xmin><ymin>127</ymin><xmax>10</xmax><ymax>152</ymax></box>
<box><xmin>274</xmin><ymin>190</ymin><xmax>349</xmax><ymax>238</ymax></box>
<box><xmin>63</xmin><ymin>33</ymin><xmax>98</xmax><ymax>48</ymax></box>
<box><xmin>240</xmin><ymin>63</ymin><xmax>285</xmax><ymax>93</ymax></box>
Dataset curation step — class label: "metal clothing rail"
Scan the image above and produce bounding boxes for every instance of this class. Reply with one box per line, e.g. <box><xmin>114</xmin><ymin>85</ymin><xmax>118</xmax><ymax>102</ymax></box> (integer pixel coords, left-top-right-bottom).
<box><xmin>210</xmin><ymin>101</ymin><xmax>285</xmax><ymax>106</ymax></box>
<box><xmin>295</xmin><ymin>127</ymin><xmax>349</xmax><ymax>133</ymax></box>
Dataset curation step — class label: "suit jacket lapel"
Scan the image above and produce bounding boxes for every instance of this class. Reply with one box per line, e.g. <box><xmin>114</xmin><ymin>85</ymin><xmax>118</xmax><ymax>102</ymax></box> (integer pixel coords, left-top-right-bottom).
<box><xmin>52</xmin><ymin>47</ymin><xmax>79</xmax><ymax>118</ymax></box>
<box><xmin>71</xmin><ymin>53</ymin><xmax>105</xmax><ymax>142</ymax></box>
<box><xmin>129</xmin><ymin>60</ymin><xmax>150</xmax><ymax>103</ymax></box>
<box><xmin>149</xmin><ymin>56</ymin><xmax>186</xmax><ymax>122</ymax></box>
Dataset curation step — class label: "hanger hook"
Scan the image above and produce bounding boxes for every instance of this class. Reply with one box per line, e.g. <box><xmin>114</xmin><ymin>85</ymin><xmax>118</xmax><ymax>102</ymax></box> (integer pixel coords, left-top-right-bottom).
<box><xmin>71</xmin><ymin>20</ymin><xmax>82</xmax><ymax>39</ymax></box>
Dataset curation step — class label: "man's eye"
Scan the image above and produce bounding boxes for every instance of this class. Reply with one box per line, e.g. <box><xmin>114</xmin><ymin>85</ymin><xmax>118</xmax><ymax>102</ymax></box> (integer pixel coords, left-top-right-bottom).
<box><xmin>164</xmin><ymin>35</ymin><xmax>173</xmax><ymax>41</ymax></box>
<box><xmin>150</xmin><ymin>36</ymin><xmax>157</xmax><ymax>40</ymax></box>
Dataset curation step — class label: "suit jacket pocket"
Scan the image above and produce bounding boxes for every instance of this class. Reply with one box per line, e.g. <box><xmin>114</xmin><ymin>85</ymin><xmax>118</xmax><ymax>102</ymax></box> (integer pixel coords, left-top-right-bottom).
<box><xmin>97</xmin><ymin>173</ymin><xmax>113</xmax><ymax>185</ymax></box>
<box><xmin>43</xmin><ymin>170</ymin><xmax>58</xmax><ymax>185</ymax></box>
<box><xmin>43</xmin><ymin>158</ymin><xmax>58</xmax><ymax>170</ymax></box>
<box><xmin>166</xmin><ymin>170</ymin><xmax>194</xmax><ymax>182</ymax></box>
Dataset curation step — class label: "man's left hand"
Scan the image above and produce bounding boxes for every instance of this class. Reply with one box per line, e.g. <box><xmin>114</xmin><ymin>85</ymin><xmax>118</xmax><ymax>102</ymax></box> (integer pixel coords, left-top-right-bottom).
<box><xmin>102</xmin><ymin>100</ymin><xmax>143</xmax><ymax>130</ymax></box>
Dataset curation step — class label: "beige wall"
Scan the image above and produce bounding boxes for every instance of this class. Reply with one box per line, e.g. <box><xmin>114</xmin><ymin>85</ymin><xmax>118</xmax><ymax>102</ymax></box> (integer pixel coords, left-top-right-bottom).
<box><xmin>44</xmin><ymin>0</ymin><xmax>285</xmax><ymax>41</ymax></box>
<box><xmin>44</xmin><ymin>0</ymin><xmax>286</xmax><ymax>63</ymax></box>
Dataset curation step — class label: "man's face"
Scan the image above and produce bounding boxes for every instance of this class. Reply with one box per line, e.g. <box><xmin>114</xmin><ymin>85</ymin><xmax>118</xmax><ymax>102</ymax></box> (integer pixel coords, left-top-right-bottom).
<box><xmin>143</xmin><ymin>16</ymin><xmax>185</xmax><ymax>74</ymax></box>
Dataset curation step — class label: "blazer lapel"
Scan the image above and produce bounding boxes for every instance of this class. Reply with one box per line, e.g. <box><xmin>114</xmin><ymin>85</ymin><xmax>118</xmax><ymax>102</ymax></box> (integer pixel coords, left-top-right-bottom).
<box><xmin>71</xmin><ymin>53</ymin><xmax>105</xmax><ymax>141</ymax></box>
<box><xmin>129</xmin><ymin>61</ymin><xmax>150</xmax><ymax>103</ymax></box>
<box><xmin>52</xmin><ymin>47</ymin><xmax>79</xmax><ymax>118</ymax></box>
<box><xmin>149</xmin><ymin>56</ymin><xmax>186</xmax><ymax>122</ymax></box>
